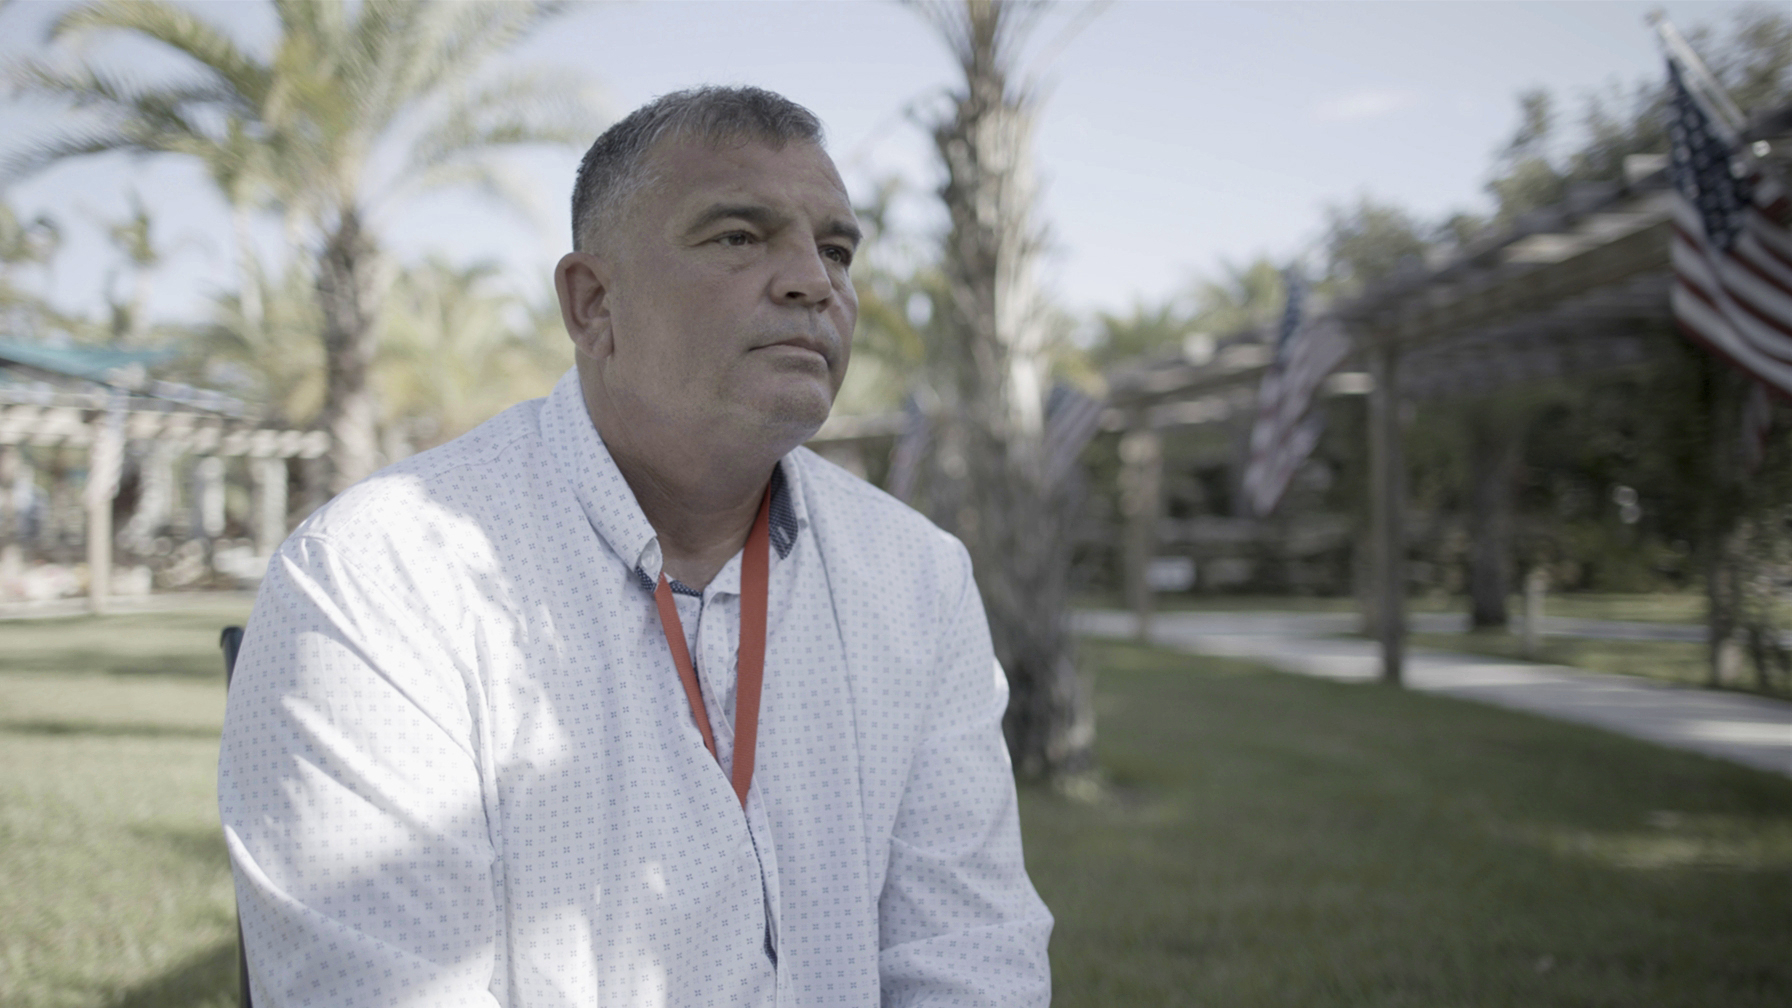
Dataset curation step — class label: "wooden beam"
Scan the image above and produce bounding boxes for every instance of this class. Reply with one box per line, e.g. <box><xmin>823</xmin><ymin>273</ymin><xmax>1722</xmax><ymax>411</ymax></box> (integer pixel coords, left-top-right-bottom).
<box><xmin>1365</xmin><ymin>215</ymin><xmax>1672</xmax><ymax>347</ymax></box>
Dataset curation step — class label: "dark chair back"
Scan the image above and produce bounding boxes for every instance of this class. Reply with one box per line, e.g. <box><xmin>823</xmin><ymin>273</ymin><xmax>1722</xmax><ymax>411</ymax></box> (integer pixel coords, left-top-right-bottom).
<box><xmin>220</xmin><ymin>626</ymin><xmax>252</xmax><ymax>1008</ymax></box>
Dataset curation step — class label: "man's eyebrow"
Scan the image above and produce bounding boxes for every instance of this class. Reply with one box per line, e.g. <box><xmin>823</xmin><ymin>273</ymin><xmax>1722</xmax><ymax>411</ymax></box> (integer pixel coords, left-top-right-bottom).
<box><xmin>822</xmin><ymin>218</ymin><xmax>863</xmax><ymax>248</ymax></box>
<box><xmin>684</xmin><ymin>203</ymin><xmax>863</xmax><ymax>248</ymax></box>
<box><xmin>685</xmin><ymin>203</ymin><xmax>781</xmax><ymax>235</ymax></box>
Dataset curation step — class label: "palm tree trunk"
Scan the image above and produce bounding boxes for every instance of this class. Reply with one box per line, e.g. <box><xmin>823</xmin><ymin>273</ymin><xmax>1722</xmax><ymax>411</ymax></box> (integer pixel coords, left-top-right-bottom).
<box><xmin>921</xmin><ymin>0</ymin><xmax>1094</xmax><ymax>784</ymax></box>
<box><xmin>316</xmin><ymin>206</ymin><xmax>382</xmax><ymax>493</ymax></box>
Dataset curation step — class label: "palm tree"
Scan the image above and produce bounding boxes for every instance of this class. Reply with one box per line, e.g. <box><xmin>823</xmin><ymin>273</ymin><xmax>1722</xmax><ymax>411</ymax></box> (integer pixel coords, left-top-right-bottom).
<box><xmin>909</xmin><ymin>0</ymin><xmax>1097</xmax><ymax>786</ymax></box>
<box><xmin>1189</xmin><ymin>256</ymin><xmax>1286</xmax><ymax>338</ymax></box>
<box><xmin>375</xmin><ymin>256</ymin><xmax>570</xmax><ymax>452</ymax></box>
<box><xmin>0</xmin><ymin>200</ymin><xmax>60</xmax><ymax>335</ymax></box>
<box><xmin>9</xmin><ymin>0</ymin><xmax>596</xmax><ymax>490</ymax></box>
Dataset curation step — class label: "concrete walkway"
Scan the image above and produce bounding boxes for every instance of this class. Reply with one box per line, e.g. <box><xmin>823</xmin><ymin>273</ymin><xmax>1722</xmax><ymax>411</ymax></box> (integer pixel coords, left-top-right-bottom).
<box><xmin>0</xmin><ymin>590</ymin><xmax>258</xmax><ymax>621</ymax></box>
<box><xmin>1076</xmin><ymin>609</ymin><xmax>1792</xmax><ymax>778</ymax></box>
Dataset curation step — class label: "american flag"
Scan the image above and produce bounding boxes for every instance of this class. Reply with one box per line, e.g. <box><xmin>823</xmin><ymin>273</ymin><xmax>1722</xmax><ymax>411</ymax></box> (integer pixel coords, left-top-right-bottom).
<box><xmin>1665</xmin><ymin>57</ymin><xmax>1792</xmax><ymax>401</ymax></box>
<box><xmin>1042</xmin><ymin>382</ymin><xmax>1105</xmax><ymax>490</ymax></box>
<box><xmin>884</xmin><ymin>384</ymin><xmax>1105</xmax><ymax>505</ymax></box>
<box><xmin>1242</xmin><ymin>271</ymin><xmax>1351</xmax><ymax>517</ymax></box>
<box><xmin>885</xmin><ymin>394</ymin><xmax>928</xmax><ymax>504</ymax></box>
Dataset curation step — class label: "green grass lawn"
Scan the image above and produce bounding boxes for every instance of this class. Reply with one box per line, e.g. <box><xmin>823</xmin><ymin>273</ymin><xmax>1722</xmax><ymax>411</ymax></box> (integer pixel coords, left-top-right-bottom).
<box><xmin>1524</xmin><ymin>593</ymin><xmax>1707</xmax><ymax>625</ymax></box>
<box><xmin>3</xmin><ymin>608</ymin><xmax>1789</xmax><ymax>1006</ymax></box>
<box><xmin>1076</xmin><ymin>591</ymin><xmax>1710</xmax><ymax>624</ymax></box>
<box><xmin>1033</xmin><ymin>640</ymin><xmax>1792</xmax><ymax>1006</ymax></box>
<box><xmin>0</xmin><ymin>606</ymin><xmax>251</xmax><ymax>1008</ymax></box>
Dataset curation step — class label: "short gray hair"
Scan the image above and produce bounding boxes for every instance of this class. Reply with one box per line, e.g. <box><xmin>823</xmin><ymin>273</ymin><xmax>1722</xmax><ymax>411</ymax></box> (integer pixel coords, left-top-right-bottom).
<box><xmin>570</xmin><ymin>86</ymin><xmax>826</xmax><ymax>252</ymax></box>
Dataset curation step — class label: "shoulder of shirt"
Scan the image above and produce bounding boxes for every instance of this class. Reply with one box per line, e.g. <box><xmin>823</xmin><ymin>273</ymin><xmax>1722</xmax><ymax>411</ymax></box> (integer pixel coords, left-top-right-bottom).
<box><xmin>287</xmin><ymin>397</ymin><xmax>547</xmax><ymax>551</ymax></box>
<box><xmin>785</xmin><ymin>445</ymin><xmax>968</xmax><ymax>567</ymax></box>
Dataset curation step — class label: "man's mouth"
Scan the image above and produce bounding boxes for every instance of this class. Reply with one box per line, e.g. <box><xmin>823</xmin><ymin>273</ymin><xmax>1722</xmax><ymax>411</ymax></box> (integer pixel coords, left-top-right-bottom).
<box><xmin>759</xmin><ymin>337</ymin><xmax>832</xmax><ymax>363</ymax></box>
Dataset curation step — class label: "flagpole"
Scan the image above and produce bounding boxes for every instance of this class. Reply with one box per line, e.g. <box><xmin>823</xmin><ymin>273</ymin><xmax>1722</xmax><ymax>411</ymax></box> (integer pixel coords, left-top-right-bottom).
<box><xmin>1647</xmin><ymin>12</ymin><xmax>1748</xmax><ymax>137</ymax></box>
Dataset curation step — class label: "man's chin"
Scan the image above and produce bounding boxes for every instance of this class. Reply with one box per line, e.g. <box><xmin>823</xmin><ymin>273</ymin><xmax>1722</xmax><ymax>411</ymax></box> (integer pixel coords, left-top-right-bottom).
<box><xmin>773</xmin><ymin>403</ymin><xmax>835</xmax><ymax>444</ymax></box>
<box><xmin>746</xmin><ymin>389</ymin><xmax>836</xmax><ymax>449</ymax></box>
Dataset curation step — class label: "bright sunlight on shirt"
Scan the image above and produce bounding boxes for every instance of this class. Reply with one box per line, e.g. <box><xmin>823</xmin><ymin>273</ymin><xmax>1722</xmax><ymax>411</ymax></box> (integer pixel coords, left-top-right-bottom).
<box><xmin>218</xmin><ymin>371</ymin><xmax>1052</xmax><ymax>1007</ymax></box>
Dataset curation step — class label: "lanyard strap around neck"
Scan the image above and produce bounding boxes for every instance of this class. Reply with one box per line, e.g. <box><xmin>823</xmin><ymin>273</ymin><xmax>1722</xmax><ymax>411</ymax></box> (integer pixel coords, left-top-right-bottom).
<box><xmin>651</xmin><ymin>486</ymin><xmax>770</xmax><ymax>809</ymax></box>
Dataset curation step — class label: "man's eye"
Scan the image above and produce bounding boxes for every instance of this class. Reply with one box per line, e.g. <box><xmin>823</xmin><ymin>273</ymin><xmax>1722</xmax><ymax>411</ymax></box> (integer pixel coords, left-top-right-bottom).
<box><xmin>822</xmin><ymin>245</ymin><xmax>854</xmax><ymax>266</ymax></box>
<box><xmin>718</xmin><ymin>232</ymin><xmax>756</xmax><ymax>247</ymax></box>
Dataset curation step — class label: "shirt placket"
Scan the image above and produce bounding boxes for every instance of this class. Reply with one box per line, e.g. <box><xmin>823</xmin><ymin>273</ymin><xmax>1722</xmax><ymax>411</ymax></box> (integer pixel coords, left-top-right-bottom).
<box><xmin>685</xmin><ymin>574</ymin><xmax>781</xmax><ymax>973</ymax></box>
<box><xmin>691</xmin><ymin>585</ymin><xmax>741</xmax><ymax>779</ymax></box>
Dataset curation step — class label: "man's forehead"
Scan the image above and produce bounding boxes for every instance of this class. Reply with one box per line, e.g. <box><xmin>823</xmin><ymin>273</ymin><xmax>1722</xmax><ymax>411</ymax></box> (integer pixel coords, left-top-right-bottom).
<box><xmin>646</xmin><ymin>134</ymin><xmax>853</xmax><ymax>217</ymax></box>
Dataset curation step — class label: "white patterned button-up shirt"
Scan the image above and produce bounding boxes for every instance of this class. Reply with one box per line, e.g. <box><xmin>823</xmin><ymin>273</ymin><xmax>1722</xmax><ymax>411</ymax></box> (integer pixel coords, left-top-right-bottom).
<box><xmin>218</xmin><ymin>371</ymin><xmax>1053</xmax><ymax>1007</ymax></box>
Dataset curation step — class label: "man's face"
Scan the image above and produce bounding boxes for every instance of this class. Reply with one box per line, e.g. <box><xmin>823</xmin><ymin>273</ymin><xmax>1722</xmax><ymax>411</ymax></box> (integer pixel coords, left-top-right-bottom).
<box><xmin>575</xmin><ymin>135</ymin><xmax>860</xmax><ymax>449</ymax></box>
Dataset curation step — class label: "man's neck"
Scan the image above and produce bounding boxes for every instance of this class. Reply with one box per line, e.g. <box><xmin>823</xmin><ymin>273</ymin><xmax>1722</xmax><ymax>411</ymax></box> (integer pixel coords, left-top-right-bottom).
<box><xmin>607</xmin><ymin>441</ymin><xmax>772</xmax><ymax>590</ymax></box>
<box><xmin>577</xmin><ymin>357</ymin><xmax>804</xmax><ymax>589</ymax></box>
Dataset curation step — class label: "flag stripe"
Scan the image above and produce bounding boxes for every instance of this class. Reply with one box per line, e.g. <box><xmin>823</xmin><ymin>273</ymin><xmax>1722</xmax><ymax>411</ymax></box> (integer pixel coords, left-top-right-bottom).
<box><xmin>1672</xmin><ymin>286</ymin><xmax>1792</xmax><ymax>388</ymax></box>
<box><xmin>1735</xmin><ymin>240</ymin><xmax>1792</xmax><ymax>300</ymax></box>
<box><xmin>1243</xmin><ymin>272</ymin><xmax>1351</xmax><ymax>517</ymax></box>
<box><xmin>1673</xmin><ymin>240</ymin><xmax>1792</xmax><ymax>366</ymax></box>
<box><xmin>1744</xmin><ymin>211</ymin><xmax>1792</xmax><ymax>273</ymax></box>
<box><xmin>1674</xmin><ymin>231</ymin><xmax>1792</xmax><ymax>358</ymax></box>
<box><xmin>1043</xmin><ymin>383</ymin><xmax>1105</xmax><ymax>489</ymax></box>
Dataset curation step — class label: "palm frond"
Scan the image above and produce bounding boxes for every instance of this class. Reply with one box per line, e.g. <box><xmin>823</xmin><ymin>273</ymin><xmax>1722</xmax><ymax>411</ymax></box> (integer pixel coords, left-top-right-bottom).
<box><xmin>11</xmin><ymin>58</ymin><xmax>234</xmax><ymax>122</ymax></box>
<box><xmin>408</xmin><ymin>70</ymin><xmax>601</xmax><ymax>172</ymax></box>
<box><xmin>349</xmin><ymin>1</ymin><xmax>557</xmax><ymax>134</ymax></box>
<box><xmin>399</xmin><ymin>1</ymin><xmax>556</xmax><ymax>97</ymax></box>
<box><xmin>53</xmin><ymin>0</ymin><xmax>270</xmax><ymax>105</ymax></box>
<box><xmin>0</xmin><ymin>125</ymin><xmax>152</xmax><ymax>181</ymax></box>
<box><xmin>397</xmin><ymin>159</ymin><xmax>537</xmax><ymax>218</ymax></box>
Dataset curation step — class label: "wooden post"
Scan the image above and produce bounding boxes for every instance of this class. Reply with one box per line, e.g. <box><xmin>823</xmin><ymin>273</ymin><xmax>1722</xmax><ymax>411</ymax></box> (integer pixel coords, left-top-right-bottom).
<box><xmin>85</xmin><ymin>483</ymin><xmax>111</xmax><ymax>614</ymax></box>
<box><xmin>194</xmin><ymin>455</ymin><xmax>226</xmax><ymax>578</ymax></box>
<box><xmin>84</xmin><ymin>408</ymin><xmax>125</xmax><ymax>616</ymax></box>
<box><xmin>1522</xmin><ymin>566</ymin><xmax>1546</xmax><ymax>659</ymax></box>
<box><xmin>1119</xmin><ymin>421</ymin><xmax>1163</xmax><ymax>642</ymax></box>
<box><xmin>1368</xmin><ymin>343</ymin><xmax>1406</xmax><ymax>685</ymax></box>
<box><xmin>252</xmin><ymin>457</ymin><xmax>288</xmax><ymax>557</ymax></box>
<box><xmin>1467</xmin><ymin>404</ymin><xmax>1520</xmax><ymax>628</ymax></box>
<box><xmin>194</xmin><ymin>456</ymin><xmax>226</xmax><ymax>540</ymax></box>
<box><xmin>0</xmin><ymin>446</ymin><xmax>20</xmax><ymax>598</ymax></box>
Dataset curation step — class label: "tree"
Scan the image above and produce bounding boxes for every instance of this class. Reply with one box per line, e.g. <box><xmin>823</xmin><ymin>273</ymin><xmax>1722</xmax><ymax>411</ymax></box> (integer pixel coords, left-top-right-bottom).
<box><xmin>0</xmin><ymin>200</ymin><xmax>59</xmax><ymax>334</ymax></box>
<box><xmin>97</xmin><ymin>194</ymin><xmax>162</xmax><ymax>346</ymax></box>
<box><xmin>834</xmin><ymin>176</ymin><xmax>934</xmax><ymax>418</ymax></box>
<box><xmin>1480</xmin><ymin>6</ymin><xmax>1791</xmax><ymax>227</ymax></box>
<box><xmin>10</xmin><ymin>0</ymin><xmax>595</xmax><ymax>490</ymax></box>
<box><xmin>374</xmin><ymin>257</ymin><xmax>570</xmax><ymax>451</ymax></box>
<box><xmin>908</xmin><ymin>0</ymin><xmax>1096</xmax><ymax>786</ymax></box>
<box><xmin>1321</xmin><ymin>195</ymin><xmax>1431</xmax><ymax>295</ymax></box>
<box><xmin>1189</xmin><ymin>256</ymin><xmax>1287</xmax><ymax>337</ymax></box>
<box><xmin>1476</xmin><ymin>7</ymin><xmax>1792</xmax><ymax>673</ymax></box>
<box><xmin>1086</xmin><ymin>256</ymin><xmax>1289</xmax><ymax>369</ymax></box>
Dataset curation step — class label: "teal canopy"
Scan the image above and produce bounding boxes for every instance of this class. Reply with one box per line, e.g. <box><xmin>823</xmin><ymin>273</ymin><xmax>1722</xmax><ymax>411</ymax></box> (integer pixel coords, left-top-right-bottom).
<box><xmin>0</xmin><ymin>339</ymin><xmax>173</xmax><ymax>386</ymax></box>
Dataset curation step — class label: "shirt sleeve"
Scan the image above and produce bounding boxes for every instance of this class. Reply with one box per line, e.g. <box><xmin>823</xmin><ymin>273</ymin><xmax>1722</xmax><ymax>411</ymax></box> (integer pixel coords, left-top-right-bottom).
<box><xmin>877</xmin><ymin>551</ymin><xmax>1054</xmax><ymax>1007</ymax></box>
<box><xmin>218</xmin><ymin>533</ymin><xmax>504</xmax><ymax>1007</ymax></box>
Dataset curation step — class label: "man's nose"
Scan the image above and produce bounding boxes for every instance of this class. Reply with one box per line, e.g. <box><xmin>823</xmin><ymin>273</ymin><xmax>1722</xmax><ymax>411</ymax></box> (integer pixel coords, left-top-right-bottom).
<box><xmin>773</xmin><ymin>241</ymin><xmax>834</xmax><ymax>307</ymax></box>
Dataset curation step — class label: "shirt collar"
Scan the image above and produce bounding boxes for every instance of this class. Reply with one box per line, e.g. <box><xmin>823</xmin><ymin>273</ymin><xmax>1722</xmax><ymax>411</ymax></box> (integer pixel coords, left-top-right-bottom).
<box><xmin>539</xmin><ymin>370</ymin><xmax>801</xmax><ymax>595</ymax></box>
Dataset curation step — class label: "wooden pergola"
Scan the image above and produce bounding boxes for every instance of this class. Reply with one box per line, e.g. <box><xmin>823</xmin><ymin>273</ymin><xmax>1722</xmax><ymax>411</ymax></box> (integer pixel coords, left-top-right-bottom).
<box><xmin>0</xmin><ymin>345</ymin><xmax>327</xmax><ymax>613</ymax></box>
<box><xmin>806</xmin><ymin>156</ymin><xmax>1690</xmax><ymax>677</ymax></box>
<box><xmin>1334</xmin><ymin>165</ymin><xmax>1677</xmax><ymax>683</ymax></box>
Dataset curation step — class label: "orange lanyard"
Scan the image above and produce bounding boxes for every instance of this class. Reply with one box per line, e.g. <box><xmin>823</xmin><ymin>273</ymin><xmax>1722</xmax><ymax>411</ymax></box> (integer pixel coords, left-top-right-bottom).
<box><xmin>651</xmin><ymin>486</ymin><xmax>770</xmax><ymax>809</ymax></box>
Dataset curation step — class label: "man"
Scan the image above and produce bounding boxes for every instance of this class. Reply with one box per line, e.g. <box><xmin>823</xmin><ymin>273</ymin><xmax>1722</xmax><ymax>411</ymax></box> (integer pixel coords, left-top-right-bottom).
<box><xmin>219</xmin><ymin>86</ymin><xmax>1053</xmax><ymax>1007</ymax></box>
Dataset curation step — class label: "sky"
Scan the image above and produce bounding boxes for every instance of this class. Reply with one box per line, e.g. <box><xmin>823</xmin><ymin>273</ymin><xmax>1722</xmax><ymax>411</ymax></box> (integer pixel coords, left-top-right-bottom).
<box><xmin>0</xmin><ymin>0</ymin><xmax>1772</xmax><ymax>331</ymax></box>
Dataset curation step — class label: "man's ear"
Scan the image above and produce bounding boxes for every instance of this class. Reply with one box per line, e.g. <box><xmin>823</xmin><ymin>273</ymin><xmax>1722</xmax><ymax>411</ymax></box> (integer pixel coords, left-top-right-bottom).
<box><xmin>555</xmin><ymin>252</ymin><xmax>614</xmax><ymax>361</ymax></box>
